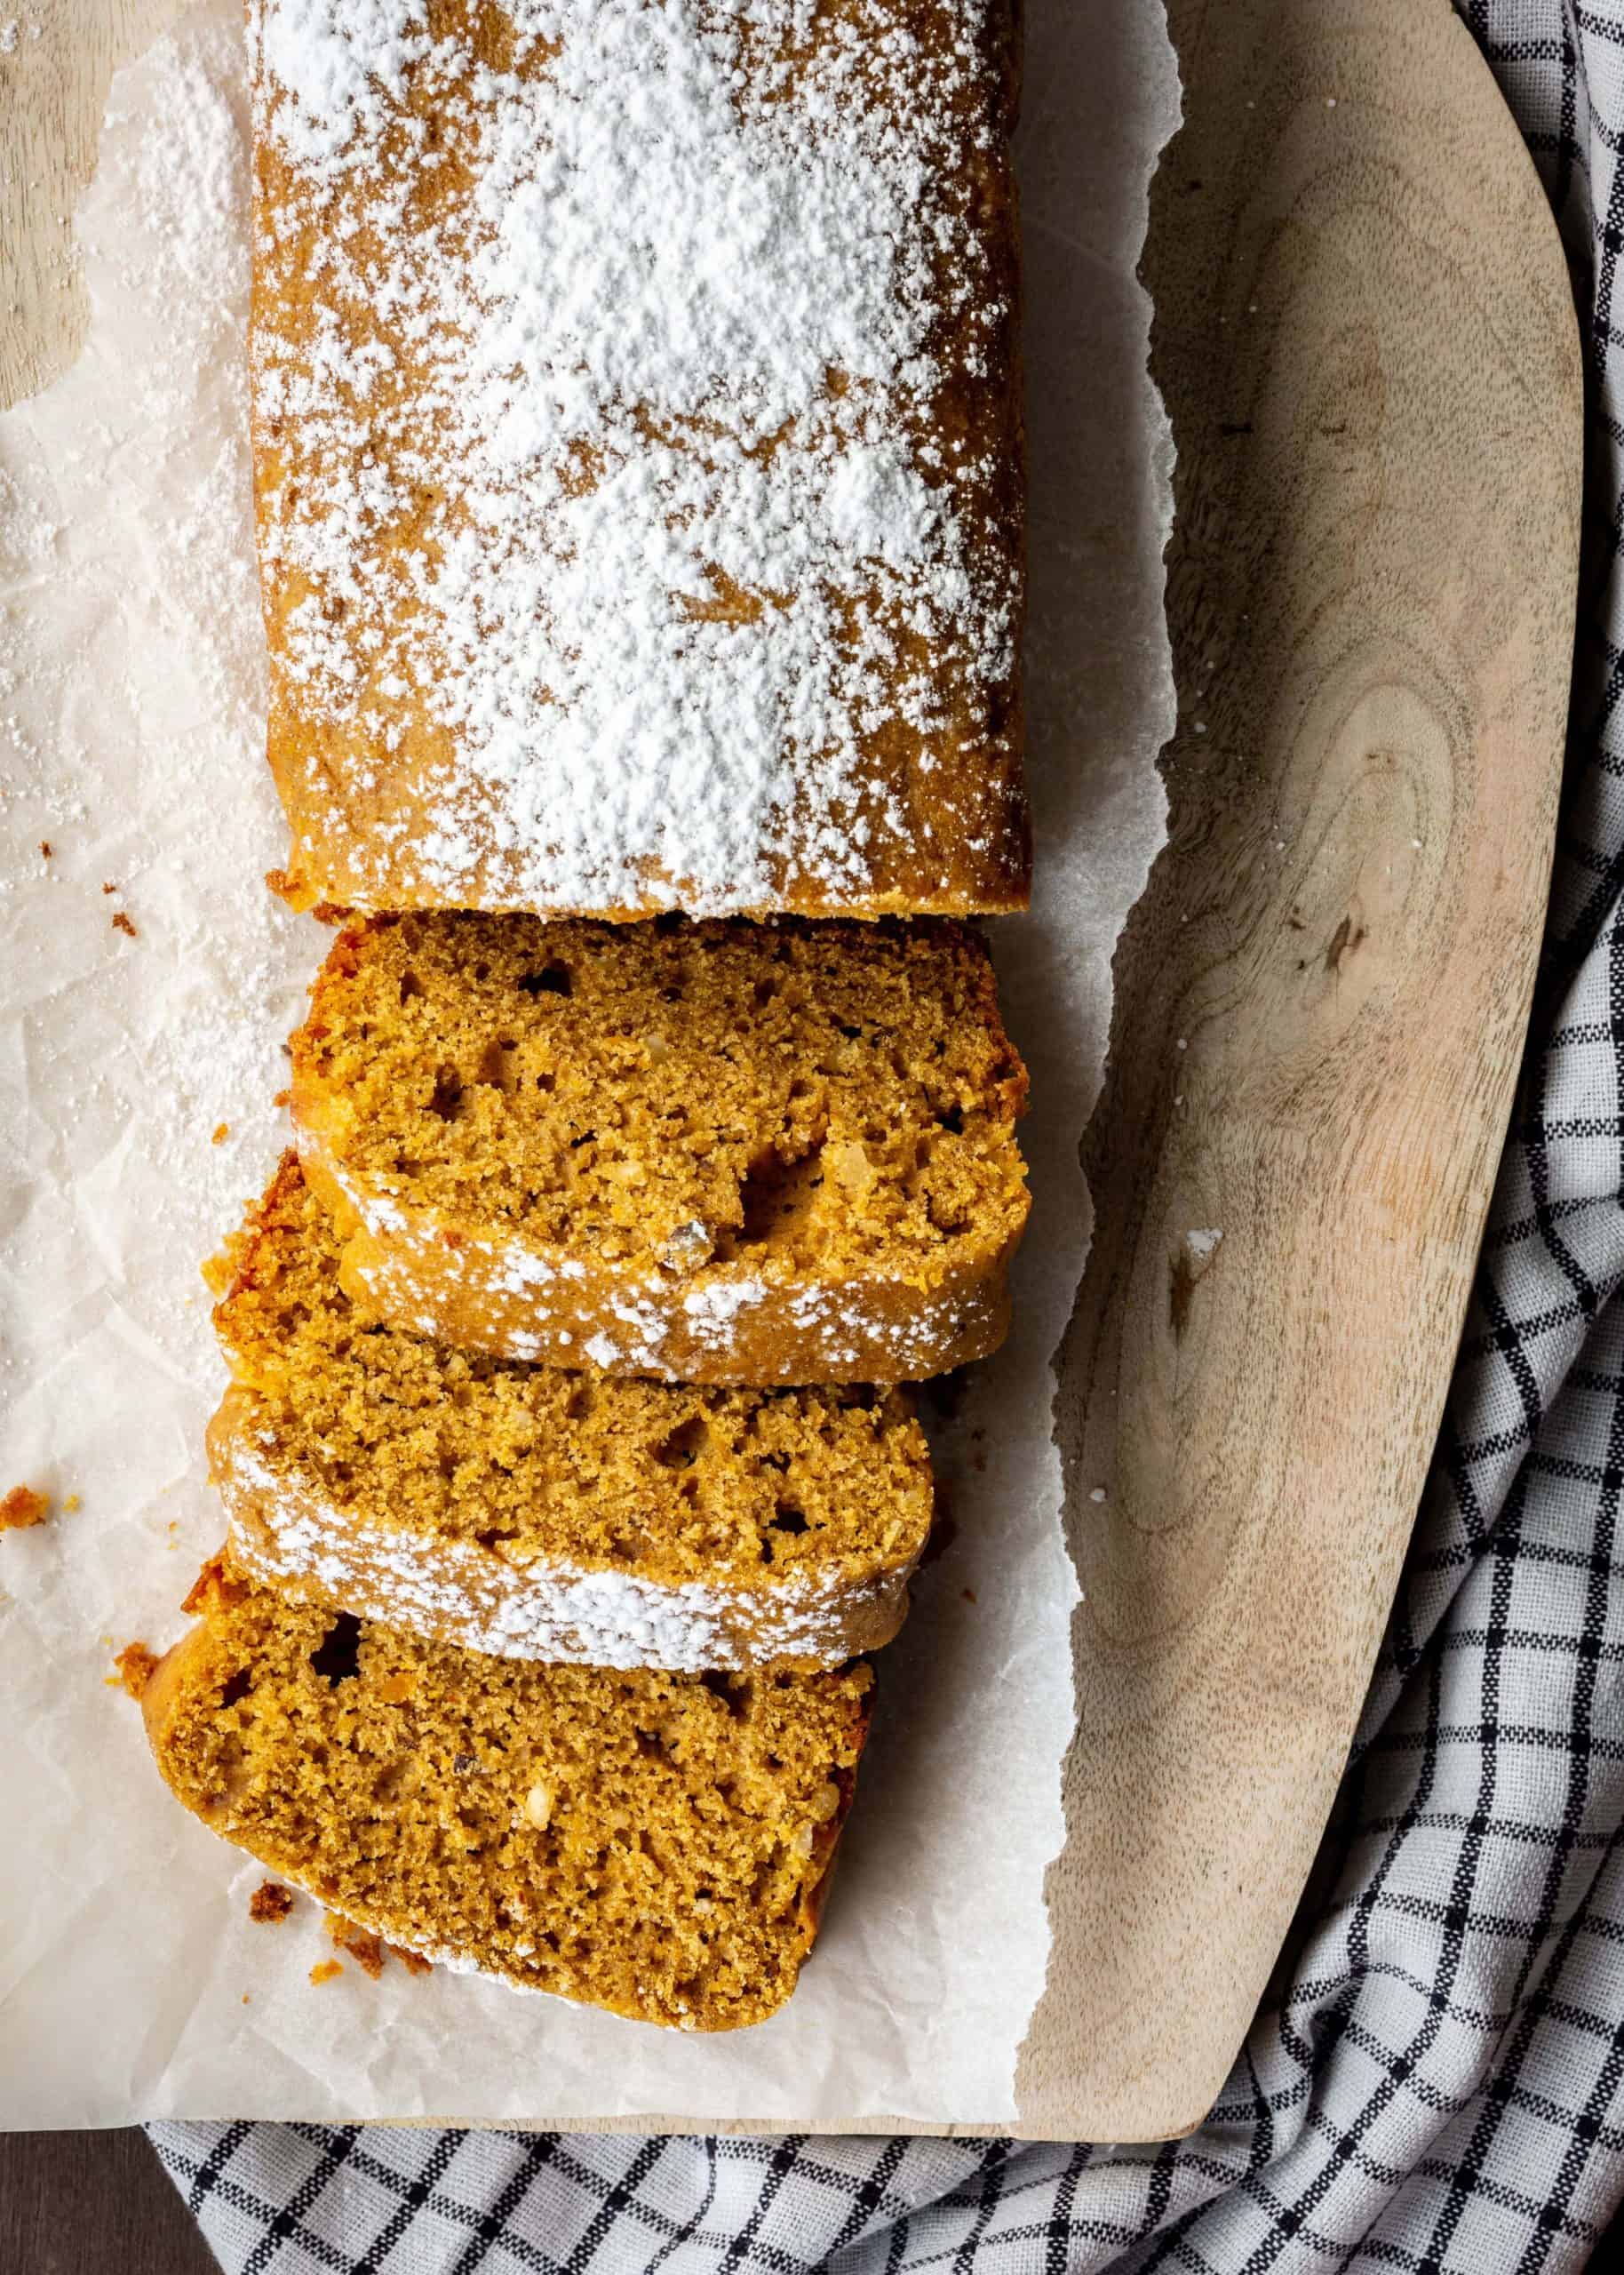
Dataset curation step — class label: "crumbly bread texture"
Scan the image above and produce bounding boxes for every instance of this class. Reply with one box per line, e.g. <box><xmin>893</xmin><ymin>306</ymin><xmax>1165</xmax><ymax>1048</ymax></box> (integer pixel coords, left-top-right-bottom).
<box><xmin>210</xmin><ymin>1157</ymin><xmax>932</xmax><ymax>1669</ymax></box>
<box><xmin>250</xmin><ymin>0</ymin><xmax>1027</xmax><ymax>920</ymax></box>
<box><xmin>144</xmin><ymin>1559</ymin><xmax>872</xmax><ymax>2030</ymax></box>
<box><xmin>290</xmin><ymin>912</ymin><xmax>1031</xmax><ymax>1384</ymax></box>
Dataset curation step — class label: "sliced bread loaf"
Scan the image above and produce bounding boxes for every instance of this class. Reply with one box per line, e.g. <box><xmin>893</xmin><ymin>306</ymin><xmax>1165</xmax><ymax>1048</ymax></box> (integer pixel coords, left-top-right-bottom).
<box><xmin>290</xmin><ymin>911</ymin><xmax>1030</xmax><ymax>1384</ymax></box>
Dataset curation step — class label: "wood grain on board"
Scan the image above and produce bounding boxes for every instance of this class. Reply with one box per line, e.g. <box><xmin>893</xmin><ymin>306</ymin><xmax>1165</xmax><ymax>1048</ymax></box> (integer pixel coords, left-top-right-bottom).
<box><xmin>1018</xmin><ymin>0</ymin><xmax>1582</xmax><ymax>2139</ymax></box>
<box><xmin>0</xmin><ymin>0</ymin><xmax>179</xmax><ymax>411</ymax></box>
<box><xmin>0</xmin><ymin>0</ymin><xmax>1582</xmax><ymax>2146</ymax></box>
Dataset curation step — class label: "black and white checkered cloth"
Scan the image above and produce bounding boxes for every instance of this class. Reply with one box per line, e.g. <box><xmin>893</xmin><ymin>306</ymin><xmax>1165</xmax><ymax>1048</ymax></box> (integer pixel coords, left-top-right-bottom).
<box><xmin>147</xmin><ymin>4</ymin><xmax>1624</xmax><ymax>2266</ymax></box>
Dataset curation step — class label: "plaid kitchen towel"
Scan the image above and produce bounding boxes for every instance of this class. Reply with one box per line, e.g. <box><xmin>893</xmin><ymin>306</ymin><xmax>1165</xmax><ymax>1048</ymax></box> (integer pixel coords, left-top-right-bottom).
<box><xmin>147</xmin><ymin>3</ymin><xmax>1624</xmax><ymax>2268</ymax></box>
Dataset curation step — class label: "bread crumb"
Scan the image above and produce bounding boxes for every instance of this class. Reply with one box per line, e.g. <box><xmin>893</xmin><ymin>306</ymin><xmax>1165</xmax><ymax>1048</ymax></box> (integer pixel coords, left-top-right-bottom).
<box><xmin>111</xmin><ymin>1640</ymin><xmax>159</xmax><ymax>1698</ymax></box>
<box><xmin>112</xmin><ymin>911</ymin><xmax>138</xmax><ymax>938</ymax></box>
<box><xmin>308</xmin><ymin>1959</ymin><xmax>344</xmax><ymax>1986</ymax></box>
<box><xmin>961</xmin><ymin>1586</ymin><xmax>977</xmax><ymax>1604</ymax></box>
<box><xmin>387</xmin><ymin>1944</ymin><xmax>434</xmax><ymax>1978</ymax></box>
<box><xmin>1</xmin><ymin>1484</ymin><xmax>50</xmax><ymax>1530</ymax></box>
<box><xmin>249</xmin><ymin>1880</ymin><xmax>294</xmax><ymax>1925</ymax></box>
<box><xmin>182</xmin><ymin>1554</ymin><xmax>242</xmax><ymax>1616</ymax></box>
<box><xmin>273</xmin><ymin>1088</ymin><xmax>291</xmax><ymax>1109</ymax></box>
<box><xmin>326</xmin><ymin>1912</ymin><xmax>386</xmax><ymax>1979</ymax></box>
<box><xmin>101</xmin><ymin>880</ymin><xmax>116</xmax><ymax>894</ymax></box>
<box><xmin>39</xmin><ymin>840</ymin><xmax>52</xmax><ymax>858</ymax></box>
<box><xmin>212</xmin><ymin>1122</ymin><xmax>230</xmax><ymax>1145</ymax></box>
<box><xmin>63</xmin><ymin>1492</ymin><xmax>81</xmax><ymax>1513</ymax></box>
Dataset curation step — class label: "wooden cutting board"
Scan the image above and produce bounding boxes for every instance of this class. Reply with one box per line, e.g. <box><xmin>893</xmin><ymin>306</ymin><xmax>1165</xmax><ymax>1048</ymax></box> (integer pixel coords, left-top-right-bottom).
<box><xmin>1</xmin><ymin>0</ymin><xmax>1581</xmax><ymax>2143</ymax></box>
<box><xmin>1016</xmin><ymin>0</ymin><xmax>1582</xmax><ymax>2139</ymax></box>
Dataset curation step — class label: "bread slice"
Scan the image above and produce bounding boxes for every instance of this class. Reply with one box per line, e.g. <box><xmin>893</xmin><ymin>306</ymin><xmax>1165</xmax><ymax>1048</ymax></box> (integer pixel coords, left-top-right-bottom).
<box><xmin>250</xmin><ymin>0</ymin><xmax>1027</xmax><ymax>922</ymax></box>
<box><xmin>290</xmin><ymin>911</ymin><xmax>1031</xmax><ymax>1384</ymax></box>
<box><xmin>208</xmin><ymin>1157</ymin><xmax>932</xmax><ymax>1670</ymax></box>
<box><xmin>144</xmin><ymin>1558</ymin><xmax>872</xmax><ymax>2030</ymax></box>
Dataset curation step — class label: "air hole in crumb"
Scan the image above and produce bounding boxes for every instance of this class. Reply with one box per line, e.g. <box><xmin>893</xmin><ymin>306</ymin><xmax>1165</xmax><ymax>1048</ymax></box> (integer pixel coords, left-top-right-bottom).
<box><xmin>428</xmin><ymin>1063</ymin><xmax>465</xmax><ymax>1120</ymax></box>
<box><xmin>753</xmin><ymin>978</ymin><xmax>776</xmax><ymax>1008</ymax></box>
<box><xmin>477</xmin><ymin>1038</ymin><xmax>520</xmax><ymax>1090</ymax></box>
<box><xmin>518</xmin><ymin>963</ymin><xmax>572</xmax><ymax>997</ymax></box>
<box><xmin>736</xmin><ymin>1145</ymin><xmax>823</xmax><ymax>1243</ymax></box>
<box><xmin>936</xmin><ymin>1103</ymin><xmax>965</xmax><ymax>1134</ymax></box>
<box><xmin>653</xmin><ymin>1416</ymin><xmax>708</xmax><ymax>1469</ymax></box>
<box><xmin>770</xmin><ymin>1505</ymin><xmax>809</xmax><ymax>1536</ymax></box>
<box><xmin>398</xmin><ymin>970</ymin><xmax>425</xmax><ymax>1003</ymax></box>
<box><xmin>219</xmin><ymin>1668</ymin><xmax>253</xmax><ymax>1709</ymax></box>
<box><xmin>653</xmin><ymin>911</ymin><xmax>687</xmax><ymax>934</ymax></box>
<box><xmin>700</xmin><ymin>1671</ymin><xmax>751</xmax><ymax>1720</ymax></box>
<box><xmin>565</xmin><ymin>1382</ymin><xmax>596</xmax><ymax>1423</ymax></box>
<box><xmin>310</xmin><ymin>1614</ymin><xmax>362</xmax><ymax>1686</ymax></box>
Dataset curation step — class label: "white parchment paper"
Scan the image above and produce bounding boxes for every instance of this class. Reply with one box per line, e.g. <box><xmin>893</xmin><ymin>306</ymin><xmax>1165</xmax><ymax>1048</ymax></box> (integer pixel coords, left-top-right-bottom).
<box><xmin>0</xmin><ymin>1</ymin><xmax>1177</xmax><ymax>2127</ymax></box>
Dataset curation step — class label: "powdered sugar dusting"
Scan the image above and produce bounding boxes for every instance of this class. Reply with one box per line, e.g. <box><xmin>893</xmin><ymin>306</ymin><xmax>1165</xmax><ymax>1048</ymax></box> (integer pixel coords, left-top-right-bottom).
<box><xmin>0</xmin><ymin>12</ymin><xmax>310</xmax><ymax>1416</ymax></box>
<box><xmin>249</xmin><ymin>0</ymin><xmax>1023</xmax><ymax>914</ymax></box>
<box><xmin>330</xmin><ymin>1175</ymin><xmax>1004</xmax><ymax>1384</ymax></box>
<box><xmin>224</xmin><ymin>1431</ymin><xmax>897</xmax><ymax>1670</ymax></box>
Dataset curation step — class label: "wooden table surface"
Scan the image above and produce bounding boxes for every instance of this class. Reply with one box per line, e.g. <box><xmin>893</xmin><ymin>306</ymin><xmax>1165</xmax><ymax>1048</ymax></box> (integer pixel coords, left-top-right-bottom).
<box><xmin>0</xmin><ymin>2131</ymin><xmax>218</xmax><ymax>2274</ymax></box>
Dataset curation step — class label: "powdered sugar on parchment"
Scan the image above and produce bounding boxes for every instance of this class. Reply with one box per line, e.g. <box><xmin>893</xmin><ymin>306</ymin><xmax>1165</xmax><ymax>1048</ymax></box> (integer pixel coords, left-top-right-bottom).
<box><xmin>0</xmin><ymin>13</ymin><xmax>309</xmax><ymax>1369</ymax></box>
<box><xmin>250</xmin><ymin>0</ymin><xmax>1021</xmax><ymax>912</ymax></box>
